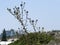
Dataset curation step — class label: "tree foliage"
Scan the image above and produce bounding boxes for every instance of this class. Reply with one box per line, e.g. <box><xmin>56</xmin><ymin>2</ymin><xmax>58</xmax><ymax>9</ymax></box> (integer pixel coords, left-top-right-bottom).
<box><xmin>1</xmin><ymin>29</ymin><xmax>7</xmax><ymax>41</ymax></box>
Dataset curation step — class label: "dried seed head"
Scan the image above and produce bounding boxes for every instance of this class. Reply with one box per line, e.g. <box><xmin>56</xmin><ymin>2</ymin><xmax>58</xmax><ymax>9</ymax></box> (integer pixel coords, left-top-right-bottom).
<box><xmin>20</xmin><ymin>4</ymin><xmax>23</xmax><ymax>6</ymax></box>
<box><xmin>32</xmin><ymin>20</ymin><xmax>34</xmax><ymax>22</ymax></box>
<box><xmin>26</xmin><ymin>11</ymin><xmax>28</xmax><ymax>13</ymax></box>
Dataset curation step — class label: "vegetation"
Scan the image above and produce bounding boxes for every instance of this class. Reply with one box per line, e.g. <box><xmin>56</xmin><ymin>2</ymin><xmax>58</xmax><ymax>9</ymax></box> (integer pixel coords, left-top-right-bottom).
<box><xmin>7</xmin><ymin>2</ymin><xmax>54</xmax><ymax>45</ymax></box>
<box><xmin>1</xmin><ymin>29</ymin><xmax>7</xmax><ymax>41</ymax></box>
<box><xmin>8</xmin><ymin>32</ymin><xmax>53</xmax><ymax>45</ymax></box>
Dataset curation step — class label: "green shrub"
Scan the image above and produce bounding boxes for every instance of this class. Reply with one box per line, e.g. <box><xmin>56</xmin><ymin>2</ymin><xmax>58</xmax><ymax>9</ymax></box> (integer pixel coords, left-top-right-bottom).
<box><xmin>8</xmin><ymin>32</ymin><xmax>53</xmax><ymax>45</ymax></box>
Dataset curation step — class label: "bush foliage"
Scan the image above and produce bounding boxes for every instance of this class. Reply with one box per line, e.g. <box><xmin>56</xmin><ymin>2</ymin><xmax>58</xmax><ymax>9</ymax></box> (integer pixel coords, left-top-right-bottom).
<box><xmin>8</xmin><ymin>32</ymin><xmax>53</xmax><ymax>45</ymax></box>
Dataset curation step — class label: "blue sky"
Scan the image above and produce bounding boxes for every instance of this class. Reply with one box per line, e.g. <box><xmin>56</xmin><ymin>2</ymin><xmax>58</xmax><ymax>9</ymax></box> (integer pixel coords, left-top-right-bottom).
<box><xmin>0</xmin><ymin>0</ymin><xmax>60</xmax><ymax>33</ymax></box>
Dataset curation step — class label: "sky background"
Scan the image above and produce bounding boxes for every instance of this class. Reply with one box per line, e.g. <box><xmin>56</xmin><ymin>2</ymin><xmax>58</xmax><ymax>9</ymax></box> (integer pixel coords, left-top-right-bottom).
<box><xmin>0</xmin><ymin>0</ymin><xmax>60</xmax><ymax>33</ymax></box>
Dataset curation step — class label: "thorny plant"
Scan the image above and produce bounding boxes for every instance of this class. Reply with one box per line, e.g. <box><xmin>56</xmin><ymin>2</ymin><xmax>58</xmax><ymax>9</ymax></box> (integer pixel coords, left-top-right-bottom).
<box><xmin>7</xmin><ymin>2</ymin><xmax>40</xmax><ymax>34</ymax></box>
